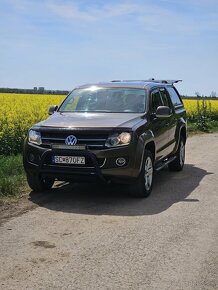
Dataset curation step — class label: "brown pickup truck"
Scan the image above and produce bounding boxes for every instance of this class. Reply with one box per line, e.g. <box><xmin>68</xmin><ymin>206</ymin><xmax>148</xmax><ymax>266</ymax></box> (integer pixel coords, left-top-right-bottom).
<box><xmin>23</xmin><ymin>79</ymin><xmax>187</xmax><ymax>197</ymax></box>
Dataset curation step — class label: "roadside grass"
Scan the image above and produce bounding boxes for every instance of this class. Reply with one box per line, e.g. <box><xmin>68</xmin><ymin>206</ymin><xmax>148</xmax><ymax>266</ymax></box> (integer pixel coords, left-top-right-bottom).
<box><xmin>188</xmin><ymin>120</ymin><xmax>218</xmax><ymax>134</ymax></box>
<box><xmin>0</xmin><ymin>155</ymin><xmax>27</xmax><ymax>204</ymax></box>
<box><xmin>185</xmin><ymin>98</ymin><xmax>218</xmax><ymax>134</ymax></box>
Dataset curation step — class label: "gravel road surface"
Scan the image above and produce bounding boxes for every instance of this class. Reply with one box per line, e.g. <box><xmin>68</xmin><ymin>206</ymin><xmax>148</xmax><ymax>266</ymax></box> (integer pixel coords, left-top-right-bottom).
<box><xmin>0</xmin><ymin>133</ymin><xmax>218</xmax><ymax>290</ymax></box>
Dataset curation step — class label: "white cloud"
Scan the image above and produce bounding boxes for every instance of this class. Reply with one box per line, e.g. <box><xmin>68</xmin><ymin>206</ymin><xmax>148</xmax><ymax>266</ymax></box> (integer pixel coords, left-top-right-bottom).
<box><xmin>46</xmin><ymin>0</ymin><xmax>218</xmax><ymax>34</ymax></box>
<box><xmin>138</xmin><ymin>6</ymin><xmax>200</xmax><ymax>34</ymax></box>
<box><xmin>3</xmin><ymin>0</ymin><xmax>218</xmax><ymax>35</ymax></box>
<box><xmin>47</xmin><ymin>2</ymin><xmax>141</xmax><ymax>22</ymax></box>
<box><xmin>48</xmin><ymin>2</ymin><xmax>97</xmax><ymax>22</ymax></box>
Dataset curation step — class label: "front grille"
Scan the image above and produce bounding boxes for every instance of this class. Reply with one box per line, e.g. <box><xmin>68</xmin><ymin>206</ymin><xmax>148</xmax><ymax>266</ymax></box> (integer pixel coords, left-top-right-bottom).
<box><xmin>41</xmin><ymin>132</ymin><xmax>108</xmax><ymax>150</ymax></box>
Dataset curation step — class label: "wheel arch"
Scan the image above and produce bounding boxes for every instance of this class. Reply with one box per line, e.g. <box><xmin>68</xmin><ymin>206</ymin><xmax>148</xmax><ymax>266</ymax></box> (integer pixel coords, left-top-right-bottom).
<box><xmin>134</xmin><ymin>130</ymin><xmax>156</xmax><ymax>177</ymax></box>
<box><xmin>144</xmin><ymin>140</ymin><xmax>156</xmax><ymax>161</ymax></box>
<box><xmin>172</xmin><ymin>123</ymin><xmax>187</xmax><ymax>155</ymax></box>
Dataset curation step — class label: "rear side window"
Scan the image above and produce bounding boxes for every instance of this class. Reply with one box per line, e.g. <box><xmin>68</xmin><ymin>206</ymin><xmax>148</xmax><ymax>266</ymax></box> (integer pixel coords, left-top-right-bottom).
<box><xmin>160</xmin><ymin>88</ymin><xmax>171</xmax><ymax>107</ymax></box>
<box><xmin>151</xmin><ymin>91</ymin><xmax>163</xmax><ymax>112</ymax></box>
<box><xmin>166</xmin><ymin>87</ymin><xmax>182</xmax><ymax>107</ymax></box>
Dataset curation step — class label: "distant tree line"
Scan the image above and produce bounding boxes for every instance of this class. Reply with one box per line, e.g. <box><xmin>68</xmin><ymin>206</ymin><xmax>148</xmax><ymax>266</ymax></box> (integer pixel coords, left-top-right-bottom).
<box><xmin>182</xmin><ymin>91</ymin><xmax>217</xmax><ymax>100</ymax></box>
<box><xmin>0</xmin><ymin>87</ymin><xmax>69</xmax><ymax>95</ymax></box>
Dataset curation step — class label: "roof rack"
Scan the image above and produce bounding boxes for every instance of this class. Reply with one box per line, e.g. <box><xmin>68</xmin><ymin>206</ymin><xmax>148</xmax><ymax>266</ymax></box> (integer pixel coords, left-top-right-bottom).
<box><xmin>111</xmin><ymin>79</ymin><xmax>182</xmax><ymax>84</ymax></box>
<box><xmin>146</xmin><ymin>79</ymin><xmax>182</xmax><ymax>84</ymax></box>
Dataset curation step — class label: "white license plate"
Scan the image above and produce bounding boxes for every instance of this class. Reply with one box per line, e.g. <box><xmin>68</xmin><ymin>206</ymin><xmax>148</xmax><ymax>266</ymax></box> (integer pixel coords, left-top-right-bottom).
<box><xmin>52</xmin><ymin>156</ymin><xmax>85</xmax><ymax>165</ymax></box>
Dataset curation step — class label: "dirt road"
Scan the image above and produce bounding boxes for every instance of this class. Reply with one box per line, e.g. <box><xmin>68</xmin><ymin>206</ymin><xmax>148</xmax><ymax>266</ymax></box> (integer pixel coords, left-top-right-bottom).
<box><xmin>0</xmin><ymin>133</ymin><xmax>218</xmax><ymax>290</ymax></box>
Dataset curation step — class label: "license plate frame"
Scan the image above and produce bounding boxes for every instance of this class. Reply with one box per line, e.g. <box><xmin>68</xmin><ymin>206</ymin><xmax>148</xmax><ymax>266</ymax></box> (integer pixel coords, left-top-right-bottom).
<box><xmin>52</xmin><ymin>155</ymin><xmax>85</xmax><ymax>165</ymax></box>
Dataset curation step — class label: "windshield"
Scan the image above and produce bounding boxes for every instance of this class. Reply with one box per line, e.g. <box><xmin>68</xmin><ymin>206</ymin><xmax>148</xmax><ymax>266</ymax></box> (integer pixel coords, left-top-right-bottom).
<box><xmin>59</xmin><ymin>87</ymin><xmax>147</xmax><ymax>113</ymax></box>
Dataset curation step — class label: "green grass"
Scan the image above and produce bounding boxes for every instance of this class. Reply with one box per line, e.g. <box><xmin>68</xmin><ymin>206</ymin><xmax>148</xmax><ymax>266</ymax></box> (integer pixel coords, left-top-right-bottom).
<box><xmin>188</xmin><ymin>119</ymin><xmax>218</xmax><ymax>134</ymax></box>
<box><xmin>186</xmin><ymin>97</ymin><xmax>218</xmax><ymax>133</ymax></box>
<box><xmin>0</xmin><ymin>154</ymin><xmax>27</xmax><ymax>202</ymax></box>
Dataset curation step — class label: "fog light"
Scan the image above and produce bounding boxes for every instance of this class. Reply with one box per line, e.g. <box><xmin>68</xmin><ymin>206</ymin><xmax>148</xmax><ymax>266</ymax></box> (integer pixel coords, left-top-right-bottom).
<box><xmin>116</xmin><ymin>157</ymin><xmax>126</xmax><ymax>167</ymax></box>
<box><xmin>29</xmin><ymin>153</ymin><xmax>35</xmax><ymax>162</ymax></box>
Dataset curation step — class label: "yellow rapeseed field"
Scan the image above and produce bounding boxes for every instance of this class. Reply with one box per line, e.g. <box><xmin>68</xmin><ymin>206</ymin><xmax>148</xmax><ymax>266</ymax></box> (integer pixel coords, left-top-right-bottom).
<box><xmin>183</xmin><ymin>98</ymin><xmax>218</xmax><ymax>117</ymax></box>
<box><xmin>0</xmin><ymin>93</ymin><xmax>218</xmax><ymax>155</ymax></box>
<box><xmin>0</xmin><ymin>93</ymin><xmax>66</xmax><ymax>154</ymax></box>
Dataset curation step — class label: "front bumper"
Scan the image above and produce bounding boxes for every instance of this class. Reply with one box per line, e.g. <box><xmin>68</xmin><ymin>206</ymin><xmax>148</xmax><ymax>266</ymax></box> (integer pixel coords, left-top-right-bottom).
<box><xmin>23</xmin><ymin>140</ymin><xmax>144</xmax><ymax>183</ymax></box>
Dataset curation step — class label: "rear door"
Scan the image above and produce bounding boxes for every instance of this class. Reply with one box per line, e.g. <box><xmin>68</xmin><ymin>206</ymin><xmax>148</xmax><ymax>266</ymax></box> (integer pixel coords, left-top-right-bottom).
<box><xmin>165</xmin><ymin>86</ymin><xmax>184</xmax><ymax>154</ymax></box>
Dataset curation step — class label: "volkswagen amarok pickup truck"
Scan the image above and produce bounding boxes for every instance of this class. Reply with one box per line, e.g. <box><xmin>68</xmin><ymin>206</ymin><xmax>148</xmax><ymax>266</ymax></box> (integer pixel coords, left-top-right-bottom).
<box><xmin>23</xmin><ymin>80</ymin><xmax>187</xmax><ymax>197</ymax></box>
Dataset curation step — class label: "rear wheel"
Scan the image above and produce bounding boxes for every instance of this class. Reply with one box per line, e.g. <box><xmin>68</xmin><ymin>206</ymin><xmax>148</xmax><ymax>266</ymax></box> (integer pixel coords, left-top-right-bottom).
<box><xmin>27</xmin><ymin>173</ymin><xmax>54</xmax><ymax>192</ymax></box>
<box><xmin>130</xmin><ymin>150</ymin><xmax>154</xmax><ymax>198</ymax></box>
<box><xmin>168</xmin><ymin>136</ymin><xmax>185</xmax><ymax>171</ymax></box>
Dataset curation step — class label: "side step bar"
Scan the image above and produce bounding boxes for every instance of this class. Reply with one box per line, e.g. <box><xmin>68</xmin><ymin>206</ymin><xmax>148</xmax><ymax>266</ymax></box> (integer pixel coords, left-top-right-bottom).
<box><xmin>155</xmin><ymin>156</ymin><xmax>177</xmax><ymax>172</ymax></box>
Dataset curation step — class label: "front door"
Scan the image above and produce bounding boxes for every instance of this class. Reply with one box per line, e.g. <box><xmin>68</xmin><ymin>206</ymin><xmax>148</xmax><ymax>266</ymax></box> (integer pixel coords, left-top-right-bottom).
<box><xmin>150</xmin><ymin>89</ymin><xmax>170</xmax><ymax>161</ymax></box>
<box><xmin>159</xmin><ymin>88</ymin><xmax>177</xmax><ymax>155</ymax></box>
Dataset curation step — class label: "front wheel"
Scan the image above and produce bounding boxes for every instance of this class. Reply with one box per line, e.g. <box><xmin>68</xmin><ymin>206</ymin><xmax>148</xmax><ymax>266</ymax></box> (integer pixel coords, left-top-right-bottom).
<box><xmin>168</xmin><ymin>136</ymin><xmax>185</xmax><ymax>171</ymax></box>
<box><xmin>26</xmin><ymin>173</ymin><xmax>54</xmax><ymax>192</ymax></box>
<box><xmin>130</xmin><ymin>150</ymin><xmax>154</xmax><ymax>198</ymax></box>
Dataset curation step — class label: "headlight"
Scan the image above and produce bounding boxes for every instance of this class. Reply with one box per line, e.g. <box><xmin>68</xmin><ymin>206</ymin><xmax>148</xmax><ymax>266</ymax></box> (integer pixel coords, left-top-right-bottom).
<box><xmin>28</xmin><ymin>130</ymin><xmax>42</xmax><ymax>145</ymax></box>
<box><xmin>105</xmin><ymin>132</ymin><xmax>131</xmax><ymax>147</ymax></box>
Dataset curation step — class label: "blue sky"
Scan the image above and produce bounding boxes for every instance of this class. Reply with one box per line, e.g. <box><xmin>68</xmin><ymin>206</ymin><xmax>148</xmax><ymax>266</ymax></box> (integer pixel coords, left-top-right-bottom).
<box><xmin>0</xmin><ymin>0</ymin><xmax>218</xmax><ymax>95</ymax></box>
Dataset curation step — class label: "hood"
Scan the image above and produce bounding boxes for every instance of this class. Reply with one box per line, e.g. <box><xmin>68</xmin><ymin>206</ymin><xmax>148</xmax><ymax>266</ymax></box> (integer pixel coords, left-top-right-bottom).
<box><xmin>37</xmin><ymin>112</ymin><xmax>145</xmax><ymax>129</ymax></box>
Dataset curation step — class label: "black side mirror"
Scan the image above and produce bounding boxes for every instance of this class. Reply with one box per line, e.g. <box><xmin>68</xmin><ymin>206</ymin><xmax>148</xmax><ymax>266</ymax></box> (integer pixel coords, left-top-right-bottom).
<box><xmin>156</xmin><ymin>106</ymin><xmax>172</xmax><ymax>118</ymax></box>
<box><xmin>48</xmin><ymin>105</ymin><xmax>58</xmax><ymax>115</ymax></box>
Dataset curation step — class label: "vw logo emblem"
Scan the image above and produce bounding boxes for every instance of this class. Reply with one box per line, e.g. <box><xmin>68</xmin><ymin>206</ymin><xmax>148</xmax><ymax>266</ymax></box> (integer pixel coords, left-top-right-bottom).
<box><xmin>65</xmin><ymin>135</ymin><xmax>77</xmax><ymax>145</ymax></box>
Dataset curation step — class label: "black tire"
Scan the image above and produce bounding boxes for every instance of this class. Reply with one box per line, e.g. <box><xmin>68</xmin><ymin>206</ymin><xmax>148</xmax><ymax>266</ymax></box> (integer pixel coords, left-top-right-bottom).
<box><xmin>130</xmin><ymin>149</ymin><xmax>154</xmax><ymax>198</ymax></box>
<box><xmin>26</xmin><ymin>173</ymin><xmax>54</xmax><ymax>192</ymax></box>
<box><xmin>168</xmin><ymin>136</ymin><xmax>185</xmax><ymax>171</ymax></box>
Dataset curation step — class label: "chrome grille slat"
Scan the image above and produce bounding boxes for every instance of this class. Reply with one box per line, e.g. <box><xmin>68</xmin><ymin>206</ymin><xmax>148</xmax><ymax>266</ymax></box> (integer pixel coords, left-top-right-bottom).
<box><xmin>41</xmin><ymin>137</ymin><xmax>66</xmax><ymax>141</ymax></box>
<box><xmin>87</xmin><ymin>145</ymin><xmax>104</xmax><ymax>147</ymax></box>
<box><xmin>77</xmin><ymin>139</ymin><xmax>106</xmax><ymax>142</ymax></box>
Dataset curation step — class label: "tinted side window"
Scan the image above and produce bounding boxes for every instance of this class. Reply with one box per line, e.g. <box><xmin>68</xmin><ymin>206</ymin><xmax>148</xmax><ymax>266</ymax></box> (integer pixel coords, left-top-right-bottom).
<box><xmin>151</xmin><ymin>91</ymin><xmax>163</xmax><ymax>112</ymax></box>
<box><xmin>160</xmin><ymin>88</ymin><xmax>171</xmax><ymax>107</ymax></box>
<box><xmin>166</xmin><ymin>87</ymin><xmax>182</xmax><ymax>107</ymax></box>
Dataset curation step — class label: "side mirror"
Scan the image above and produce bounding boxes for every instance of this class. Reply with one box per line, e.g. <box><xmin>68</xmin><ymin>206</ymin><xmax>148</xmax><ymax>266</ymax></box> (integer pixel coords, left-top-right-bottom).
<box><xmin>48</xmin><ymin>105</ymin><xmax>58</xmax><ymax>115</ymax></box>
<box><xmin>156</xmin><ymin>106</ymin><xmax>172</xmax><ymax>118</ymax></box>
